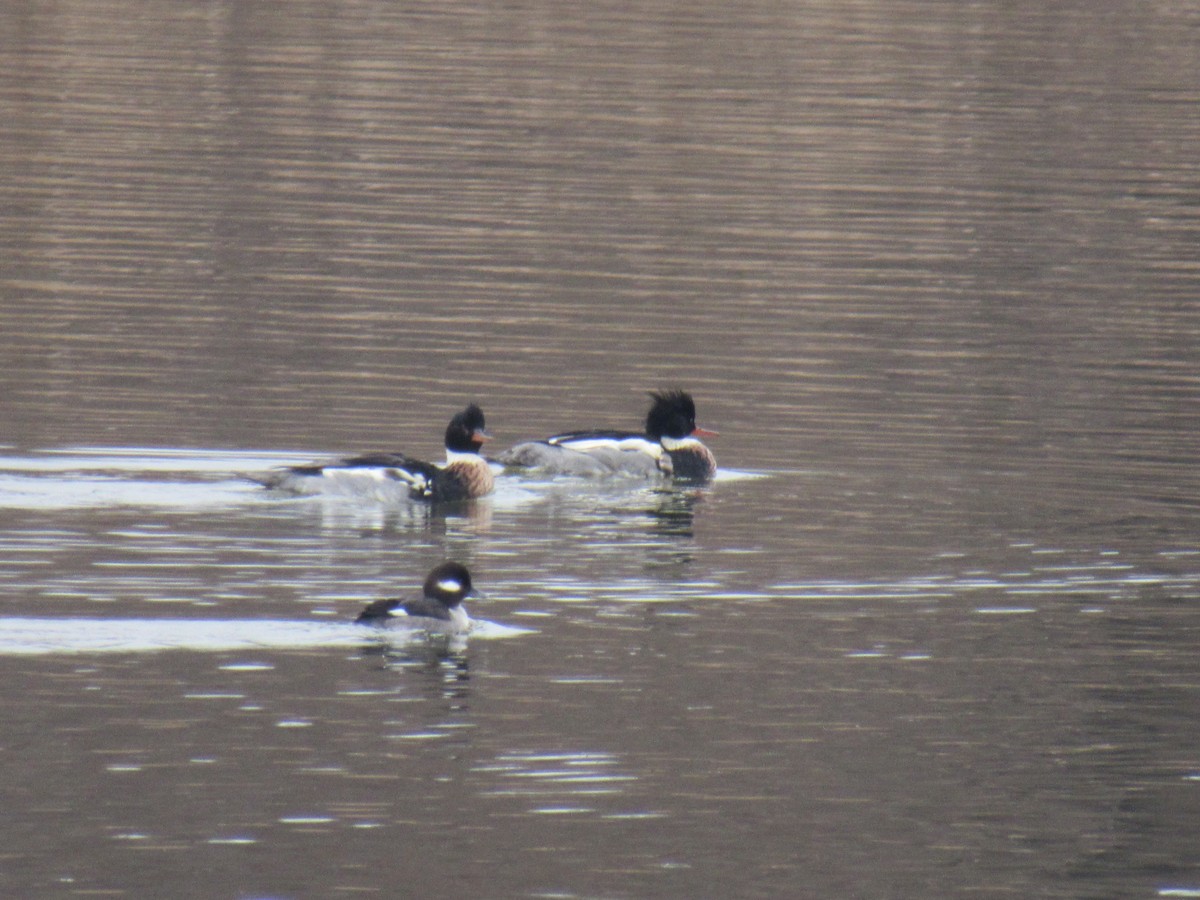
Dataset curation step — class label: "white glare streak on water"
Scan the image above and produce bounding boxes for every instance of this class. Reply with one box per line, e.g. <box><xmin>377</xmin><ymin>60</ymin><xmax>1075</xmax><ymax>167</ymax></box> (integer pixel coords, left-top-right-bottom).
<box><xmin>0</xmin><ymin>617</ymin><xmax>532</xmax><ymax>655</ymax></box>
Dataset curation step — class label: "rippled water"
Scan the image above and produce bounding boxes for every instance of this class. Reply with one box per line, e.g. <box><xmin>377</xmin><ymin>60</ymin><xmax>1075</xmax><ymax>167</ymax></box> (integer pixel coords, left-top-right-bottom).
<box><xmin>2</xmin><ymin>1</ymin><xmax>1199</xmax><ymax>897</ymax></box>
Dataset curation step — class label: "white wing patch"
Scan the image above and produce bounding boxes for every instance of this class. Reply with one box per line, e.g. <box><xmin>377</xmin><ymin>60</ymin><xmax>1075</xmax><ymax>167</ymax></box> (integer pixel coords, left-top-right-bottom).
<box><xmin>388</xmin><ymin>468</ymin><xmax>429</xmax><ymax>490</ymax></box>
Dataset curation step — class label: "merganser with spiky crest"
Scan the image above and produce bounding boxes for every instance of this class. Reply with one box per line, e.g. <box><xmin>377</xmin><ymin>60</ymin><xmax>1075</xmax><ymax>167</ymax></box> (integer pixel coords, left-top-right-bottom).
<box><xmin>252</xmin><ymin>404</ymin><xmax>494</xmax><ymax>502</ymax></box>
<box><xmin>355</xmin><ymin>561</ymin><xmax>476</xmax><ymax>633</ymax></box>
<box><xmin>498</xmin><ymin>390</ymin><xmax>718</xmax><ymax>482</ymax></box>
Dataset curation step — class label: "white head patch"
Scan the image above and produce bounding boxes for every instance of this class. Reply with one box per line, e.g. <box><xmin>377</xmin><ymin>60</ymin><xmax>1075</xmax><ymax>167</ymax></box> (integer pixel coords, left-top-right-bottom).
<box><xmin>436</xmin><ymin>577</ymin><xmax>463</xmax><ymax>594</ymax></box>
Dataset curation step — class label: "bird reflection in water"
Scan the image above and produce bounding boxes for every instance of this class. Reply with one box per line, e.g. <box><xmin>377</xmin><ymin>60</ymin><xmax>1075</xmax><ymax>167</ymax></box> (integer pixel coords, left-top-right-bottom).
<box><xmin>303</xmin><ymin>495</ymin><xmax>494</xmax><ymax>538</ymax></box>
<box><xmin>645</xmin><ymin>487</ymin><xmax>705</xmax><ymax>538</ymax></box>
<box><xmin>359</xmin><ymin>632</ymin><xmax>472</xmax><ymax>706</ymax></box>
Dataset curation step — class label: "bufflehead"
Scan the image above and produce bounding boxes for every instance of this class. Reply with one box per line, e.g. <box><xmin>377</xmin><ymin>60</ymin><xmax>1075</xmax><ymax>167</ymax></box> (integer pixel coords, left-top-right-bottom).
<box><xmin>356</xmin><ymin>561</ymin><xmax>476</xmax><ymax>633</ymax></box>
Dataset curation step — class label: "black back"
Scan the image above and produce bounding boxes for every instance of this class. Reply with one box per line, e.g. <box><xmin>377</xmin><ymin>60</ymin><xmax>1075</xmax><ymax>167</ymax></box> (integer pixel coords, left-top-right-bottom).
<box><xmin>356</xmin><ymin>598</ymin><xmax>402</xmax><ymax>622</ymax></box>
<box><xmin>335</xmin><ymin>452</ymin><xmax>419</xmax><ymax>469</ymax></box>
<box><xmin>548</xmin><ymin>429</ymin><xmax>642</xmax><ymax>445</ymax></box>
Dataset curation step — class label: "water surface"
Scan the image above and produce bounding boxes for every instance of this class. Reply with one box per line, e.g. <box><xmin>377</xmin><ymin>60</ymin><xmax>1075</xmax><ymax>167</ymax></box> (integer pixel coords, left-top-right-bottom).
<box><xmin>1</xmin><ymin>1</ymin><xmax>1199</xmax><ymax>897</ymax></box>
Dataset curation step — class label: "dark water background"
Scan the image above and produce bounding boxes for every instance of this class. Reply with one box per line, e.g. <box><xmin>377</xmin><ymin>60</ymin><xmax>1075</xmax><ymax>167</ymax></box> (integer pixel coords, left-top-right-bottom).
<box><xmin>1</xmin><ymin>1</ymin><xmax>1198</xmax><ymax>897</ymax></box>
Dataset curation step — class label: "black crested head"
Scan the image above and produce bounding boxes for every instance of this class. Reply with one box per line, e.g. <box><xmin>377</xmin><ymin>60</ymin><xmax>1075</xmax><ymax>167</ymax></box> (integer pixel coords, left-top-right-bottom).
<box><xmin>445</xmin><ymin>404</ymin><xmax>491</xmax><ymax>453</ymax></box>
<box><xmin>423</xmin><ymin>560</ymin><xmax>474</xmax><ymax>608</ymax></box>
<box><xmin>645</xmin><ymin>390</ymin><xmax>697</xmax><ymax>441</ymax></box>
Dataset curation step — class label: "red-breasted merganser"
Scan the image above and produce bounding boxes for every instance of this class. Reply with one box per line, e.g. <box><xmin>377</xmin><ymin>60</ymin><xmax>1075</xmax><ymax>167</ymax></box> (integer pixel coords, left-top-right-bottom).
<box><xmin>356</xmin><ymin>561</ymin><xmax>475</xmax><ymax>633</ymax></box>
<box><xmin>254</xmin><ymin>404</ymin><xmax>494</xmax><ymax>502</ymax></box>
<box><xmin>498</xmin><ymin>390</ymin><xmax>718</xmax><ymax>481</ymax></box>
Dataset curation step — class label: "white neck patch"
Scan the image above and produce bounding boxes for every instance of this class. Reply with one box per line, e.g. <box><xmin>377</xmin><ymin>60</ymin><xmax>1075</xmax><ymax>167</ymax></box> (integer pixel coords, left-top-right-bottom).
<box><xmin>660</xmin><ymin>434</ymin><xmax>703</xmax><ymax>451</ymax></box>
<box><xmin>445</xmin><ymin>449</ymin><xmax>479</xmax><ymax>465</ymax></box>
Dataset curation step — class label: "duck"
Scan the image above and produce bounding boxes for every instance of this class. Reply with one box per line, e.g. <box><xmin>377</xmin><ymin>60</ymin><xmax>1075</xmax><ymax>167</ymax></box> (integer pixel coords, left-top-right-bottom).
<box><xmin>498</xmin><ymin>390</ymin><xmax>718</xmax><ymax>481</ymax></box>
<box><xmin>355</xmin><ymin>561</ymin><xmax>475</xmax><ymax>633</ymax></box>
<box><xmin>253</xmin><ymin>404</ymin><xmax>494</xmax><ymax>501</ymax></box>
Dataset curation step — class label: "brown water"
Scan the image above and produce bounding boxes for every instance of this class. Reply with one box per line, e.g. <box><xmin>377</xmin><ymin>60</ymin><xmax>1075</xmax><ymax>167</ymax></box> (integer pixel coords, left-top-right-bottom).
<box><xmin>2</xmin><ymin>1</ymin><xmax>1199</xmax><ymax>897</ymax></box>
